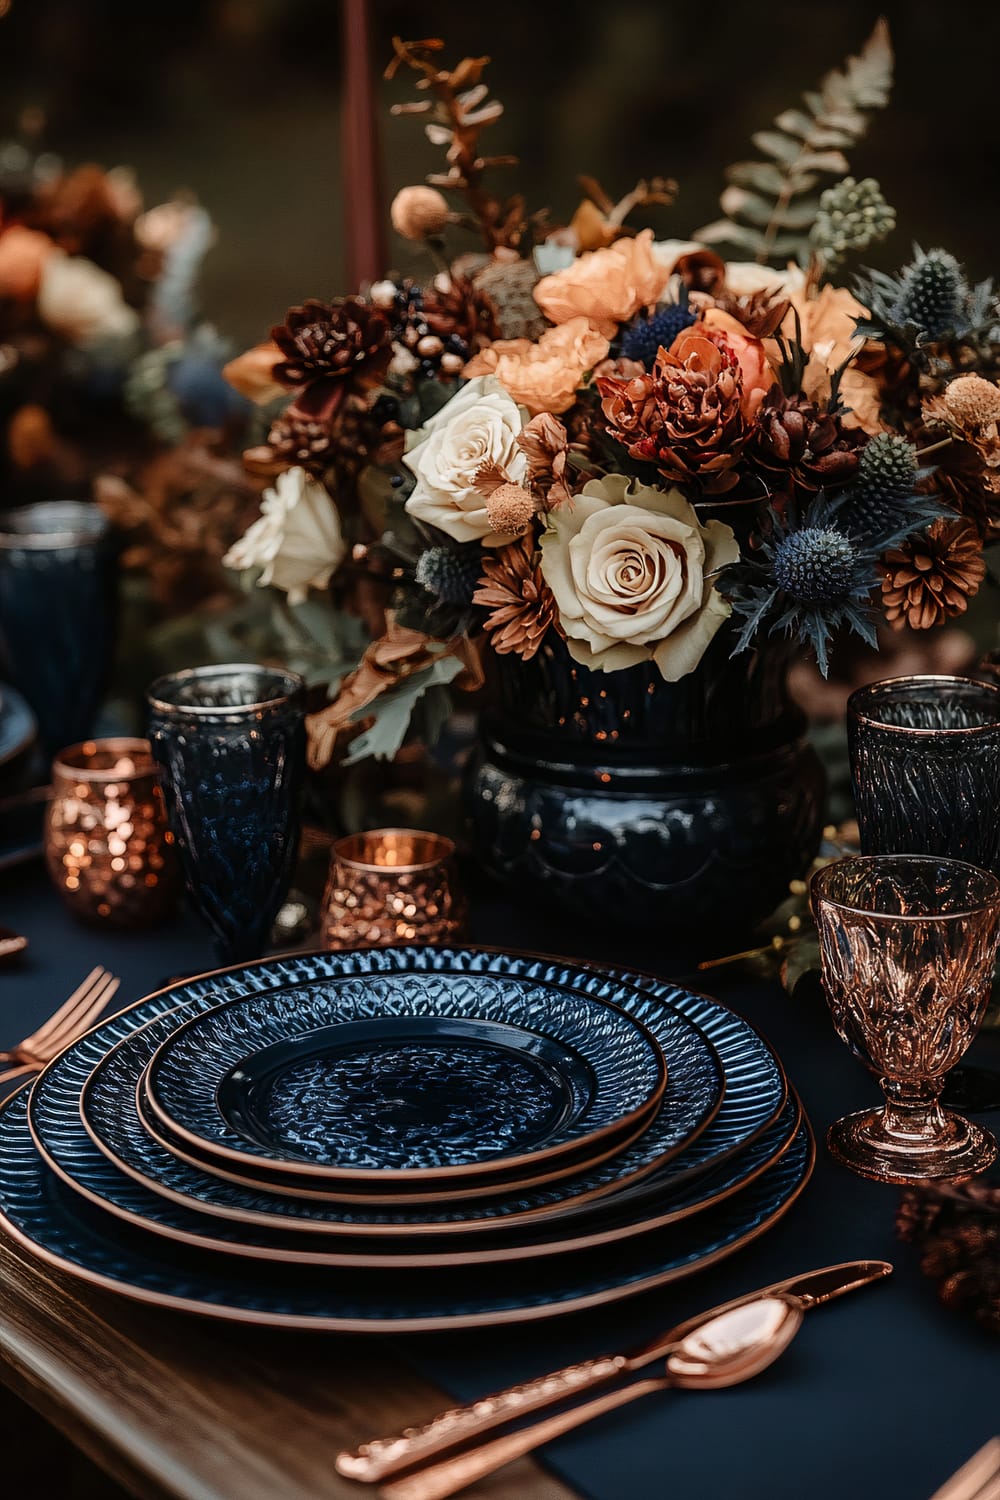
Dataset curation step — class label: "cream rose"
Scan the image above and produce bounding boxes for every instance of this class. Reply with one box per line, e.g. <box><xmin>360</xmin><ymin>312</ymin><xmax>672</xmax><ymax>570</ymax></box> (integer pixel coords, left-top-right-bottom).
<box><xmin>539</xmin><ymin>474</ymin><xmax>739</xmax><ymax>680</ymax></box>
<box><xmin>404</xmin><ymin>375</ymin><xmax>527</xmax><ymax>544</ymax></box>
<box><xmin>37</xmin><ymin>250</ymin><xmax>140</xmax><ymax>345</ymax></box>
<box><xmin>223</xmin><ymin>465</ymin><xmax>346</xmax><ymax>605</ymax></box>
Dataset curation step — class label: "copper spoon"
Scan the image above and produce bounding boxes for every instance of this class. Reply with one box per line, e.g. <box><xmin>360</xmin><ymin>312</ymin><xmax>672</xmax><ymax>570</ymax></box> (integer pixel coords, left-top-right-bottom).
<box><xmin>380</xmin><ymin>1293</ymin><xmax>804</xmax><ymax>1500</ymax></box>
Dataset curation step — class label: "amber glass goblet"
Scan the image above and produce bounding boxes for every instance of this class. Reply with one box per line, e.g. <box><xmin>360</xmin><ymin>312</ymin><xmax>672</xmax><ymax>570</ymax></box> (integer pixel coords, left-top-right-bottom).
<box><xmin>811</xmin><ymin>855</ymin><xmax>1000</xmax><ymax>1184</ymax></box>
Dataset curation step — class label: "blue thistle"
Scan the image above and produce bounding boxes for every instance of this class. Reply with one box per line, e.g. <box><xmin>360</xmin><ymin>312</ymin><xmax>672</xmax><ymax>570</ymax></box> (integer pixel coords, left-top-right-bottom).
<box><xmin>888</xmin><ymin>248</ymin><xmax>967</xmax><ymax>340</ymax></box>
<box><xmin>854</xmin><ymin>244</ymin><xmax>996</xmax><ymax>350</ymax></box>
<box><xmin>772</xmin><ymin>528</ymin><xmax>861</xmax><ymax>603</ymax></box>
<box><xmin>727</xmin><ymin>494</ymin><xmax>881</xmax><ymax>677</ymax></box>
<box><xmin>414</xmin><ymin>544</ymin><xmax>483</xmax><ymax>607</ymax></box>
<box><xmin>838</xmin><ymin>433</ymin><xmax>945</xmax><ymax>547</ymax></box>
<box><xmin>620</xmin><ymin>300</ymin><xmax>696</xmax><ymax>367</ymax></box>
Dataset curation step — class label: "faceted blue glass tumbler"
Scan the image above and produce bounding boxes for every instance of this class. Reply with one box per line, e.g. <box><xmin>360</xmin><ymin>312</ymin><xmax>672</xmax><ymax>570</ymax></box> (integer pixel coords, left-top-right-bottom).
<box><xmin>147</xmin><ymin>663</ymin><xmax>306</xmax><ymax>965</ymax></box>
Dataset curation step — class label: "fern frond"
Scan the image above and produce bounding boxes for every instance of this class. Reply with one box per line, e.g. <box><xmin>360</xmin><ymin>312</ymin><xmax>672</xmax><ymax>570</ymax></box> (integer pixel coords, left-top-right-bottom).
<box><xmin>695</xmin><ymin>18</ymin><xmax>894</xmax><ymax>267</ymax></box>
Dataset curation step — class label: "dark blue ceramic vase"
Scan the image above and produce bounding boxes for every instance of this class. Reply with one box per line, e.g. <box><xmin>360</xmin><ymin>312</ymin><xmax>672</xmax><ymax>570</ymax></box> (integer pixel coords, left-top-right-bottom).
<box><xmin>146</xmin><ymin>664</ymin><xmax>306</xmax><ymax>965</ymax></box>
<box><xmin>0</xmin><ymin>501</ymin><xmax>118</xmax><ymax>756</ymax></box>
<box><xmin>466</xmin><ymin>629</ymin><xmax>825</xmax><ymax>943</ymax></box>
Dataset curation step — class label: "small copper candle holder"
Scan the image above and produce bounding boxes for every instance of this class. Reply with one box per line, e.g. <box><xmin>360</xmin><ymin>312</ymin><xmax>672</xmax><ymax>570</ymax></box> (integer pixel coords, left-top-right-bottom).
<box><xmin>322</xmin><ymin>828</ymin><xmax>465</xmax><ymax>949</ymax></box>
<box><xmin>45</xmin><ymin>738</ymin><xmax>180</xmax><ymax>927</ymax></box>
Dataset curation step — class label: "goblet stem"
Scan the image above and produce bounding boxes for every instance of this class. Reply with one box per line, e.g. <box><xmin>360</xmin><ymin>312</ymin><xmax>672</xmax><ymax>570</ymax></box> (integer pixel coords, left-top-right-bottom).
<box><xmin>879</xmin><ymin>1077</ymin><xmax>948</xmax><ymax>1146</ymax></box>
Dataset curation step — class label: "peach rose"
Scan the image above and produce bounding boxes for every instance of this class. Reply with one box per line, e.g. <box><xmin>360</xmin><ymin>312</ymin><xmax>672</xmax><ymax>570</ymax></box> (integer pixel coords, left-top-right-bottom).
<box><xmin>670</xmin><ymin>310</ymin><xmax>776</xmax><ymax>420</ymax></box>
<box><xmin>222</xmin><ymin>341</ymin><xmax>285</xmax><ymax>405</ymax></box>
<box><xmin>533</xmin><ymin>229</ymin><xmax>668</xmax><ymax>338</ymax></box>
<box><xmin>781</xmin><ymin>285</ymin><xmax>882</xmax><ymax>435</ymax></box>
<box><xmin>464</xmin><ymin>318</ymin><xmax>610</xmax><ymax>415</ymax></box>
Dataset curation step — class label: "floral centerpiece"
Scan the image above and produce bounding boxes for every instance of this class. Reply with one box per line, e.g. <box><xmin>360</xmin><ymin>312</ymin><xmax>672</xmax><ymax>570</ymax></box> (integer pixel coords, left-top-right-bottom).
<box><xmin>220</xmin><ymin>23</ymin><xmax>1000</xmax><ymax>934</ymax></box>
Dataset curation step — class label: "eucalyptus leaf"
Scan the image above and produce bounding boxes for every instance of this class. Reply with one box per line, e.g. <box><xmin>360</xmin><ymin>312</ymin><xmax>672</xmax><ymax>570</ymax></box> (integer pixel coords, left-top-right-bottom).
<box><xmin>718</xmin><ymin>186</ymin><xmax>778</xmax><ymax>228</ymax></box>
<box><xmin>343</xmin><ymin>653</ymin><xmax>465</xmax><ymax>765</ymax></box>
<box><xmin>767</xmin><ymin>197</ymin><xmax>824</xmax><ymax>230</ymax></box>
<box><xmin>773</xmin><ymin>109</ymin><xmax>815</xmax><ymax>139</ymax></box>
<box><xmin>705</xmin><ymin>19</ymin><xmax>894</xmax><ymax>267</ymax></box>
<box><xmin>795</xmin><ymin>149</ymin><xmax>851</xmax><ymax>174</ymax></box>
<box><xmin>694</xmin><ymin>219</ymin><xmax>767</xmax><ymax>254</ymax></box>
<box><xmin>750</xmin><ymin>129</ymin><xmax>802</xmax><ymax>165</ymax></box>
<box><xmin>726</xmin><ymin>161</ymin><xmax>793</xmax><ymax>195</ymax></box>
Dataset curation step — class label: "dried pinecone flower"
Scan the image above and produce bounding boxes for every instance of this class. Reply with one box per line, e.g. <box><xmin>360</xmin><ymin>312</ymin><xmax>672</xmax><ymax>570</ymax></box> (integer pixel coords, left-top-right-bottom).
<box><xmin>264</xmin><ymin>412</ymin><xmax>334</xmax><ymax>476</ymax></box>
<box><xmin>485</xmin><ymin>482</ymin><xmax>536</xmax><ymax>537</ymax></box>
<box><xmin>597</xmin><ymin>334</ymin><xmax>747</xmax><ymax>494</ymax></box>
<box><xmin>882</xmin><ymin>517</ymin><xmax>986</xmax><ymax>630</ymax></box>
<box><xmin>472</xmin><ymin>257</ymin><xmax>547</xmax><ymax>341</ymax></box>
<box><xmin>474</xmin><ymin>533</ymin><xmax>556</xmax><ymax>660</ymax></box>
<box><xmin>271</xmin><ymin>297</ymin><xmax>392</xmax><ymax>395</ymax></box>
<box><xmin>390</xmin><ymin>185</ymin><xmax>451</xmax><ymax>240</ymax></box>
<box><xmin>749</xmin><ymin>388</ymin><xmax>865</xmax><ymax>499</ymax></box>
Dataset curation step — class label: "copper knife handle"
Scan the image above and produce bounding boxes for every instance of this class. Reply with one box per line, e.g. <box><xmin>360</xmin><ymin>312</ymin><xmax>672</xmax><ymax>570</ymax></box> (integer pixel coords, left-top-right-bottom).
<box><xmin>334</xmin><ymin>1353</ymin><xmax>629</xmax><ymax>1483</ymax></box>
<box><xmin>379</xmin><ymin>1376</ymin><xmax>670</xmax><ymax>1500</ymax></box>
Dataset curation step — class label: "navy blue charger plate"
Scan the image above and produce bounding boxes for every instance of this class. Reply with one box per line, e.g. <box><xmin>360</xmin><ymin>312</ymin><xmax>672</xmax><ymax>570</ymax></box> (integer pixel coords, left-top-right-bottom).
<box><xmin>32</xmin><ymin>951</ymin><xmax>785</xmax><ymax>1238</ymax></box>
<box><xmin>34</xmin><ymin>1066</ymin><xmax>800</xmax><ymax>1267</ymax></box>
<box><xmin>3</xmin><ymin>1085</ymin><xmax>814</xmax><ymax>1330</ymax></box>
<box><xmin>143</xmin><ymin>970</ymin><xmax>667</xmax><ymax>1186</ymax></box>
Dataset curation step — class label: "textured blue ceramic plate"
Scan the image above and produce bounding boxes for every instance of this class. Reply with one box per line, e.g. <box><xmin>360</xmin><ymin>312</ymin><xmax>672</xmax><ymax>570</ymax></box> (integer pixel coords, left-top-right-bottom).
<box><xmin>3</xmin><ymin>1086</ymin><xmax>814</xmax><ymax>1330</ymax></box>
<box><xmin>143</xmin><ymin>971</ymin><xmax>667</xmax><ymax>1186</ymax></box>
<box><xmin>35</xmin><ymin>1051</ymin><xmax>800</xmax><ymax>1266</ymax></box>
<box><xmin>32</xmin><ymin>951</ymin><xmax>784</xmax><ymax>1238</ymax></box>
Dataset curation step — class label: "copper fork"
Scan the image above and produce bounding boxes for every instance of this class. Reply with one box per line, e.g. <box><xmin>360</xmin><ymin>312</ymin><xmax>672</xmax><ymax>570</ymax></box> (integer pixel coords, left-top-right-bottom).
<box><xmin>0</xmin><ymin>966</ymin><xmax>120</xmax><ymax>1084</ymax></box>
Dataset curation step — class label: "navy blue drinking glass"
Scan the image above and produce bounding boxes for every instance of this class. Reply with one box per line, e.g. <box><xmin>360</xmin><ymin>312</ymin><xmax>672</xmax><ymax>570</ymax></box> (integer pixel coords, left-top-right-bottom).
<box><xmin>0</xmin><ymin>501</ymin><xmax>118</xmax><ymax>756</ymax></box>
<box><xmin>146</xmin><ymin>664</ymin><xmax>306</xmax><ymax>965</ymax></box>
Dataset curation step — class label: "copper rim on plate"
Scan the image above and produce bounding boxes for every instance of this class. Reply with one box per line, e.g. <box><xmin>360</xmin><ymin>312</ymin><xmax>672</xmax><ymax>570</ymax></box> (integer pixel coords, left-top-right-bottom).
<box><xmin>132</xmin><ymin>1077</ymin><xmax>659</xmax><ymax>1207</ymax></box>
<box><xmin>3</xmin><ymin>1084</ymin><xmax>815</xmax><ymax>1332</ymax></box>
<box><xmin>138</xmin><ymin>978</ymin><xmax>670</xmax><ymax>1192</ymax></box>
<box><xmin>40</xmin><ymin>1085</ymin><xmax>804</xmax><ymax>1269</ymax></box>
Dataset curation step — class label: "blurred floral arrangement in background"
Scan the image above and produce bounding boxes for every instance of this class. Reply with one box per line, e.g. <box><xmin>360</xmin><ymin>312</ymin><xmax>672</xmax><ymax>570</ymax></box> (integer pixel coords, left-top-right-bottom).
<box><xmin>217</xmin><ymin>19</ymin><xmax>1000</xmax><ymax>784</ymax></box>
<box><xmin>0</xmin><ymin>111</ymin><xmax>259</xmax><ymax>625</ymax></box>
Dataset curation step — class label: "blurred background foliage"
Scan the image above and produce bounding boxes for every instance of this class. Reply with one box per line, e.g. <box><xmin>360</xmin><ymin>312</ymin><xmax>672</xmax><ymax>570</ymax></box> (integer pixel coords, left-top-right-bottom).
<box><xmin>0</xmin><ymin>0</ymin><xmax>996</xmax><ymax>346</ymax></box>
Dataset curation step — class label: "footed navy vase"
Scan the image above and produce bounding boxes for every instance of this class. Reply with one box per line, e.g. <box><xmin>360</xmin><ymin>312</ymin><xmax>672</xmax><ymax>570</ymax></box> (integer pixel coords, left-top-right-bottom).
<box><xmin>466</xmin><ymin>632</ymin><xmax>825</xmax><ymax>940</ymax></box>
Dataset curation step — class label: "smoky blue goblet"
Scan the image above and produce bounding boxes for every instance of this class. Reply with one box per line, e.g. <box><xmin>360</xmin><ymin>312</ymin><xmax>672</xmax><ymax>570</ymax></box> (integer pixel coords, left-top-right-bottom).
<box><xmin>848</xmin><ymin>675</ymin><xmax>1000</xmax><ymax>873</ymax></box>
<box><xmin>146</xmin><ymin>664</ymin><xmax>306</xmax><ymax>966</ymax></box>
<box><xmin>0</xmin><ymin>501</ymin><xmax>118</xmax><ymax>756</ymax></box>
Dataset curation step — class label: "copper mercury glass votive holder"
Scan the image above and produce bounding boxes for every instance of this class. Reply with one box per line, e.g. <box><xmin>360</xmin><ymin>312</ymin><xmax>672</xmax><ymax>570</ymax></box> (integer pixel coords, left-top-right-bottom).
<box><xmin>322</xmin><ymin>829</ymin><xmax>466</xmax><ymax>949</ymax></box>
<box><xmin>45</xmin><ymin>737</ymin><xmax>180</xmax><ymax>927</ymax></box>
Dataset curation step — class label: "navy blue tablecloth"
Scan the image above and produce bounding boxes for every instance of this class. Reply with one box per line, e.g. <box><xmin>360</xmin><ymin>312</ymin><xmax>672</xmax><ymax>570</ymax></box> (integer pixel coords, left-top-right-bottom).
<box><xmin>2</xmin><ymin>863</ymin><xmax>997</xmax><ymax>1500</ymax></box>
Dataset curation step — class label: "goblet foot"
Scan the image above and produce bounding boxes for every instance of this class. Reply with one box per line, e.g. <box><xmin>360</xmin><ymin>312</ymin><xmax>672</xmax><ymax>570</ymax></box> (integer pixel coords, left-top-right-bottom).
<box><xmin>828</xmin><ymin>1106</ymin><xmax>997</xmax><ymax>1184</ymax></box>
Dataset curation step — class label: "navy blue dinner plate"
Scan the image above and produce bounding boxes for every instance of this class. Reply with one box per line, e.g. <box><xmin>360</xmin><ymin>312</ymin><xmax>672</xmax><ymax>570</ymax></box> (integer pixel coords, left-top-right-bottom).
<box><xmin>34</xmin><ymin>1067</ymin><xmax>801</xmax><ymax>1267</ymax></box>
<box><xmin>143</xmin><ymin>969</ymin><xmax>667</xmax><ymax>1188</ymax></box>
<box><xmin>2</xmin><ymin>1084</ymin><xmax>814</xmax><ymax>1330</ymax></box>
<box><xmin>31</xmin><ymin>950</ymin><xmax>785</xmax><ymax>1238</ymax></box>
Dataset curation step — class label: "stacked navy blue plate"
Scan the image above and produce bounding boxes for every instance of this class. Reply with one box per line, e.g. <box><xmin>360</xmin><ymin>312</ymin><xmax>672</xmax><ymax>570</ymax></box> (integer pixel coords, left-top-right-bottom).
<box><xmin>0</xmin><ymin>947</ymin><xmax>813</xmax><ymax>1331</ymax></box>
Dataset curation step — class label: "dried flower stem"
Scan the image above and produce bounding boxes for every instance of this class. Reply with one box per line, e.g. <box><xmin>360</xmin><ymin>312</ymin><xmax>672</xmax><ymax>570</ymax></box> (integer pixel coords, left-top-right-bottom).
<box><xmin>386</xmin><ymin>36</ymin><xmax>521</xmax><ymax>251</ymax></box>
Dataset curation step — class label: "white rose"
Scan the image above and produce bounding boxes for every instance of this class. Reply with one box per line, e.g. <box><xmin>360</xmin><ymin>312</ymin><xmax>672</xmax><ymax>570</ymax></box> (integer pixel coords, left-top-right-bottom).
<box><xmin>223</xmin><ymin>466</ymin><xmax>346</xmax><ymax>605</ymax></box>
<box><xmin>37</xmin><ymin>250</ymin><xmax>140</xmax><ymax>345</ymax></box>
<box><xmin>404</xmin><ymin>375</ymin><xmax>527</xmax><ymax>545</ymax></box>
<box><xmin>539</xmin><ymin>474</ymin><xmax>740</xmax><ymax>681</ymax></box>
